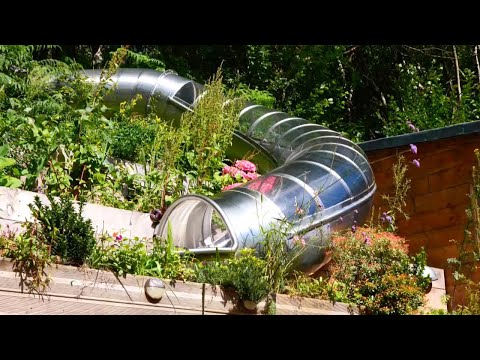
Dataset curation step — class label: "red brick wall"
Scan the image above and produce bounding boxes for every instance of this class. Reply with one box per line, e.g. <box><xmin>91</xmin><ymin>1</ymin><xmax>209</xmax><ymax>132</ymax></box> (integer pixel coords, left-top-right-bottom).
<box><xmin>364</xmin><ymin>133</ymin><xmax>480</xmax><ymax>306</ymax></box>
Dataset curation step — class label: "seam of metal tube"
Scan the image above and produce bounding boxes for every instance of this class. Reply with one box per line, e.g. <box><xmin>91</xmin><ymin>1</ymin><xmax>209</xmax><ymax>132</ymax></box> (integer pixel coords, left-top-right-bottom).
<box><xmin>271</xmin><ymin>172</ymin><xmax>324</xmax><ymax>209</ymax></box>
<box><xmin>289</xmin><ymin>128</ymin><xmax>366</xmax><ymax>153</ymax></box>
<box><xmin>293</xmin><ymin>135</ymin><xmax>365</xmax><ymax>157</ymax></box>
<box><xmin>145</xmin><ymin>72</ymin><xmax>165</xmax><ymax>114</ymax></box>
<box><xmin>294</xmin><ymin>183</ymin><xmax>377</xmax><ymax>234</ymax></box>
<box><xmin>292</xmin><ymin>160</ymin><xmax>354</xmax><ymax>199</ymax></box>
<box><xmin>289</xmin><ymin>130</ymin><xmax>353</xmax><ymax>150</ymax></box>
<box><xmin>288</xmin><ymin>141</ymin><xmax>369</xmax><ymax>163</ymax></box>
<box><xmin>238</xmin><ymin>103</ymin><xmax>262</xmax><ymax>117</ymax></box>
<box><xmin>247</xmin><ymin>111</ymin><xmax>286</xmax><ymax>136</ymax></box>
<box><xmin>304</xmin><ymin>149</ymin><xmax>369</xmax><ymax>186</ymax></box>
<box><xmin>260</xmin><ymin>117</ymin><xmax>308</xmax><ymax>138</ymax></box>
<box><xmin>276</xmin><ymin>123</ymin><xmax>331</xmax><ymax>145</ymax></box>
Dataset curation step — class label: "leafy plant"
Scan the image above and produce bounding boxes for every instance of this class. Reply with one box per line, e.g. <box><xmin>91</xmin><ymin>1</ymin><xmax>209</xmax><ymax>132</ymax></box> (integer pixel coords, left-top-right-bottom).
<box><xmin>448</xmin><ymin>148</ymin><xmax>480</xmax><ymax>311</ymax></box>
<box><xmin>227</xmin><ymin>248</ymin><xmax>269</xmax><ymax>303</ymax></box>
<box><xmin>28</xmin><ymin>193</ymin><xmax>96</xmax><ymax>265</ymax></box>
<box><xmin>0</xmin><ymin>224</ymin><xmax>54</xmax><ymax>296</ymax></box>
<box><xmin>87</xmin><ymin>225</ymin><xmax>194</xmax><ymax>281</ymax></box>
<box><xmin>284</xmin><ymin>272</ymin><xmax>349</xmax><ymax>303</ymax></box>
<box><xmin>179</xmin><ymin>67</ymin><xmax>244</xmax><ymax>195</ymax></box>
<box><xmin>0</xmin><ymin>144</ymin><xmax>22</xmax><ymax>187</ymax></box>
<box><xmin>379</xmin><ymin>154</ymin><xmax>412</xmax><ymax>232</ymax></box>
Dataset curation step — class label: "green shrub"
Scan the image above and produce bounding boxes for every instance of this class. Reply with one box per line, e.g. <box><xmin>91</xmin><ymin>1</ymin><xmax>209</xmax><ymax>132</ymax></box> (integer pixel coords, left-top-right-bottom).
<box><xmin>109</xmin><ymin>122</ymin><xmax>156</xmax><ymax>162</ymax></box>
<box><xmin>228</xmin><ymin>248</ymin><xmax>269</xmax><ymax>303</ymax></box>
<box><xmin>192</xmin><ymin>260</ymin><xmax>230</xmax><ymax>287</ymax></box>
<box><xmin>191</xmin><ymin>248</ymin><xmax>269</xmax><ymax>304</ymax></box>
<box><xmin>28</xmin><ymin>194</ymin><xmax>96</xmax><ymax>265</ymax></box>
<box><xmin>284</xmin><ymin>272</ymin><xmax>349</xmax><ymax>303</ymax></box>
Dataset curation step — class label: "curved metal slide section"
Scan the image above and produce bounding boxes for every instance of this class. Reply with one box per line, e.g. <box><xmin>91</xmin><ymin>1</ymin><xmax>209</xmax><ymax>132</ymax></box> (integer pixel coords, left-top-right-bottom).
<box><xmin>82</xmin><ymin>69</ymin><xmax>376</xmax><ymax>270</ymax></box>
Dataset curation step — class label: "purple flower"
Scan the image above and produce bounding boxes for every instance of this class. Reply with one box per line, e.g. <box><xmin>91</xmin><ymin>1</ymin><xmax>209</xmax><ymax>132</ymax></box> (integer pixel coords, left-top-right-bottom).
<box><xmin>409</xmin><ymin>144</ymin><xmax>417</xmax><ymax>155</ymax></box>
<box><xmin>412</xmin><ymin>159</ymin><xmax>420</xmax><ymax>168</ymax></box>
<box><xmin>406</xmin><ymin>120</ymin><xmax>419</xmax><ymax>132</ymax></box>
<box><xmin>381</xmin><ymin>212</ymin><xmax>393</xmax><ymax>224</ymax></box>
<box><xmin>113</xmin><ymin>232</ymin><xmax>123</xmax><ymax>242</ymax></box>
<box><xmin>351</xmin><ymin>225</ymin><xmax>356</xmax><ymax>233</ymax></box>
<box><xmin>364</xmin><ymin>236</ymin><xmax>371</xmax><ymax>245</ymax></box>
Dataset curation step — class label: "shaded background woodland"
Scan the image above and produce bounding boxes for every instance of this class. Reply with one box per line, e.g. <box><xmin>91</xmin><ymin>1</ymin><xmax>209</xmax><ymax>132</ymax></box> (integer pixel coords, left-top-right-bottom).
<box><xmin>51</xmin><ymin>44</ymin><xmax>480</xmax><ymax>141</ymax></box>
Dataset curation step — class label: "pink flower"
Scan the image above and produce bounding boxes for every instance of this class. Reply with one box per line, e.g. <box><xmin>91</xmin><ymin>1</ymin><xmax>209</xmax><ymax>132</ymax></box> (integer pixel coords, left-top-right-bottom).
<box><xmin>235</xmin><ymin>160</ymin><xmax>256</xmax><ymax>173</ymax></box>
<box><xmin>412</xmin><ymin>159</ymin><xmax>420</xmax><ymax>168</ymax></box>
<box><xmin>409</xmin><ymin>144</ymin><xmax>417</xmax><ymax>155</ymax></box>
<box><xmin>222</xmin><ymin>165</ymin><xmax>232</xmax><ymax>175</ymax></box>
<box><xmin>222</xmin><ymin>166</ymin><xmax>241</xmax><ymax>177</ymax></box>
<box><xmin>293</xmin><ymin>235</ymin><xmax>306</xmax><ymax>247</ymax></box>
<box><xmin>222</xmin><ymin>182</ymin><xmax>244</xmax><ymax>191</ymax></box>
<box><xmin>295</xmin><ymin>207</ymin><xmax>305</xmax><ymax>215</ymax></box>
<box><xmin>243</xmin><ymin>172</ymin><xmax>259</xmax><ymax>181</ymax></box>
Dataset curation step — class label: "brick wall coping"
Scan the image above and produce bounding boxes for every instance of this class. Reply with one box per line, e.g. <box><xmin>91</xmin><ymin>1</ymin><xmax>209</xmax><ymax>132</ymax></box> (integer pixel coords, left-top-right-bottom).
<box><xmin>359</xmin><ymin>120</ymin><xmax>480</xmax><ymax>152</ymax></box>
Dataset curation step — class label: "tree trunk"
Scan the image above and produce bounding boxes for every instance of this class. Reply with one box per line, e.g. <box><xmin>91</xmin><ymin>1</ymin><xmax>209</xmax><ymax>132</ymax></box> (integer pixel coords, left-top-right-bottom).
<box><xmin>474</xmin><ymin>45</ymin><xmax>480</xmax><ymax>84</ymax></box>
<box><xmin>453</xmin><ymin>45</ymin><xmax>462</xmax><ymax>102</ymax></box>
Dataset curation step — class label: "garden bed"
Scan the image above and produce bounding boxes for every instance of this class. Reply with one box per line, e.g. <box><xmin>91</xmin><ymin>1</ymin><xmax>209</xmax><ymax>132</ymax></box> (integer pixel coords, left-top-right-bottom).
<box><xmin>0</xmin><ymin>258</ymin><xmax>356</xmax><ymax>315</ymax></box>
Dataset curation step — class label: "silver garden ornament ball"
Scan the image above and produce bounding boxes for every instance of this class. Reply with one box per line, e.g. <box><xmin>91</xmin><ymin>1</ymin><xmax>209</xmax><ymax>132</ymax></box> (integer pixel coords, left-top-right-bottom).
<box><xmin>145</xmin><ymin>278</ymin><xmax>166</xmax><ymax>301</ymax></box>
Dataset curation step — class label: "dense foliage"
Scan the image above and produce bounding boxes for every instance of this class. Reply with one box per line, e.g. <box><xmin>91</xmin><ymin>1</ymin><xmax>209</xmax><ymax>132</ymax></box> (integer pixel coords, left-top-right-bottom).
<box><xmin>0</xmin><ymin>45</ymin><xmax>243</xmax><ymax>212</ymax></box>
<box><xmin>53</xmin><ymin>44</ymin><xmax>480</xmax><ymax>141</ymax></box>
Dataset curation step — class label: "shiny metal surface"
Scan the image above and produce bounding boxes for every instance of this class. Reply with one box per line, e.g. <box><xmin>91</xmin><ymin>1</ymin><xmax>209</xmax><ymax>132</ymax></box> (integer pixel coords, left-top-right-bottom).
<box><xmin>82</xmin><ymin>69</ymin><xmax>377</xmax><ymax>270</ymax></box>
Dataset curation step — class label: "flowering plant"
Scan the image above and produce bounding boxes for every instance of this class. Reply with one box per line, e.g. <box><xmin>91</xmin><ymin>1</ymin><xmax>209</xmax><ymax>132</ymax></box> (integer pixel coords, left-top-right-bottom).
<box><xmin>328</xmin><ymin>226</ymin><xmax>430</xmax><ymax>315</ymax></box>
<box><xmin>219</xmin><ymin>159</ymin><xmax>260</xmax><ymax>191</ymax></box>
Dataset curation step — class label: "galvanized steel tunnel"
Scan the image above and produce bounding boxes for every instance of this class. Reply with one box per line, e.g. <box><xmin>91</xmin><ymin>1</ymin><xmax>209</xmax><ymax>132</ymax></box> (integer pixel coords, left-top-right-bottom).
<box><xmin>82</xmin><ymin>68</ymin><xmax>377</xmax><ymax>271</ymax></box>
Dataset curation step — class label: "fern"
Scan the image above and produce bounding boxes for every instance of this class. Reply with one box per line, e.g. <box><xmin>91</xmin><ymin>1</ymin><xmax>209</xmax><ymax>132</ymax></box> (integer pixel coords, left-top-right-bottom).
<box><xmin>33</xmin><ymin>45</ymin><xmax>61</xmax><ymax>52</ymax></box>
<box><xmin>123</xmin><ymin>50</ymin><xmax>165</xmax><ymax>71</ymax></box>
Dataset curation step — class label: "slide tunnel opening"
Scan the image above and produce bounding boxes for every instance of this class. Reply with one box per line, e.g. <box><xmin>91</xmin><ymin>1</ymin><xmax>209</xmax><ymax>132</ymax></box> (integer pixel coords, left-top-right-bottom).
<box><xmin>157</xmin><ymin>196</ymin><xmax>235</xmax><ymax>252</ymax></box>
